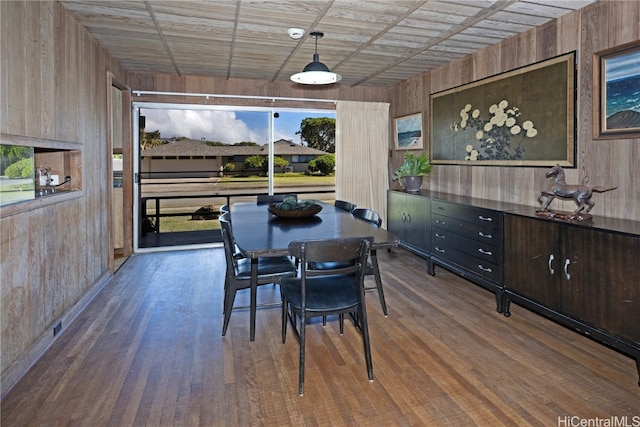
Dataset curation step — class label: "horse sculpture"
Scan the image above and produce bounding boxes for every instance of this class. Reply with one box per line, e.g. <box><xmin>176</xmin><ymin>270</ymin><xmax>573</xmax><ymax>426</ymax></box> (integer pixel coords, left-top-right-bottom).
<box><xmin>538</xmin><ymin>164</ymin><xmax>617</xmax><ymax>214</ymax></box>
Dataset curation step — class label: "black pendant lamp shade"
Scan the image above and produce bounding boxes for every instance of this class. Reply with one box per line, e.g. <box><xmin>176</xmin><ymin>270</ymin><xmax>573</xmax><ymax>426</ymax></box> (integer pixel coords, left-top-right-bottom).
<box><xmin>290</xmin><ymin>32</ymin><xmax>342</xmax><ymax>85</ymax></box>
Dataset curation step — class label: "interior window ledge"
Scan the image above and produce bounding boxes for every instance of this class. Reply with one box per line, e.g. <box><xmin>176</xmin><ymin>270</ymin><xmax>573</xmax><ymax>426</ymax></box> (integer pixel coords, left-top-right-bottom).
<box><xmin>1</xmin><ymin>190</ymin><xmax>83</xmax><ymax>219</ymax></box>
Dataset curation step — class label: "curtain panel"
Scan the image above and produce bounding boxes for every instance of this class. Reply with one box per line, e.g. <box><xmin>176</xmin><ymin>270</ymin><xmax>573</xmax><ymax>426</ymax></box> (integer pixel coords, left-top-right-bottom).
<box><xmin>335</xmin><ymin>101</ymin><xmax>390</xmax><ymax>227</ymax></box>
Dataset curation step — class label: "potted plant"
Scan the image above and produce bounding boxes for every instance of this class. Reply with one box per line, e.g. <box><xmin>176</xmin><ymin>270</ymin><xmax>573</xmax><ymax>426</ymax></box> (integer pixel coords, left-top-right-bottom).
<box><xmin>392</xmin><ymin>152</ymin><xmax>433</xmax><ymax>192</ymax></box>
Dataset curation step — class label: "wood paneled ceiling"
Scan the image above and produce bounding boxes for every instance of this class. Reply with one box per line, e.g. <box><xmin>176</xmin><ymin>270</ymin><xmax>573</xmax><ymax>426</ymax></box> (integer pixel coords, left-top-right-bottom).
<box><xmin>58</xmin><ymin>0</ymin><xmax>596</xmax><ymax>87</ymax></box>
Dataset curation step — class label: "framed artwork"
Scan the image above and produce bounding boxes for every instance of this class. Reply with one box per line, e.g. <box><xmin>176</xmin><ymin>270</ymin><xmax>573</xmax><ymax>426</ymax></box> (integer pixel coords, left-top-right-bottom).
<box><xmin>394</xmin><ymin>113</ymin><xmax>423</xmax><ymax>150</ymax></box>
<box><xmin>430</xmin><ymin>52</ymin><xmax>576</xmax><ymax>167</ymax></box>
<box><xmin>596</xmin><ymin>41</ymin><xmax>640</xmax><ymax>138</ymax></box>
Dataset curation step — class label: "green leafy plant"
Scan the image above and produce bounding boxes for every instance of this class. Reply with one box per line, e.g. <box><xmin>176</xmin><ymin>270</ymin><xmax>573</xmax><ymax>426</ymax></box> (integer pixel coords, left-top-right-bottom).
<box><xmin>392</xmin><ymin>152</ymin><xmax>433</xmax><ymax>181</ymax></box>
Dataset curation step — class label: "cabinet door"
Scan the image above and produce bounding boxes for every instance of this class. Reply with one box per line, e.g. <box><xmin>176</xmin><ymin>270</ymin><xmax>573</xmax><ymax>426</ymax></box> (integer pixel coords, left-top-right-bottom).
<box><xmin>387</xmin><ymin>191</ymin><xmax>406</xmax><ymax>241</ymax></box>
<box><xmin>561</xmin><ymin>227</ymin><xmax>640</xmax><ymax>343</ymax></box>
<box><xmin>404</xmin><ymin>194</ymin><xmax>429</xmax><ymax>250</ymax></box>
<box><xmin>504</xmin><ymin>215</ymin><xmax>562</xmax><ymax>310</ymax></box>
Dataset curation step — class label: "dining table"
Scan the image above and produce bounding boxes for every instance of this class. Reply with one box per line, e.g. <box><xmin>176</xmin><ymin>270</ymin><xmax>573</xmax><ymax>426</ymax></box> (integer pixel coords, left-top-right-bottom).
<box><xmin>229</xmin><ymin>201</ymin><xmax>400</xmax><ymax>341</ymax></box>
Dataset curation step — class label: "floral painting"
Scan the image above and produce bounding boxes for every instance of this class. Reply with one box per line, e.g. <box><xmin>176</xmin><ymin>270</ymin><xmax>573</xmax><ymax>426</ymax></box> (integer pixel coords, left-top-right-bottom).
<box><xmin>430</xmin><ymin>52</ymin><xmax>575</xmax><ymax>167</ymax></box>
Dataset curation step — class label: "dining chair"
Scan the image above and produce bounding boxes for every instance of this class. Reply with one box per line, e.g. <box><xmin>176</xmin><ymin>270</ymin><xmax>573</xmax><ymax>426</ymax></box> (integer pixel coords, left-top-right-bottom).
<box><xmin>256</xmin><ymin>194</ymin><xmax>297</xmax><ymax>204</ymax></box>
<box><xmin>219</xmin><ymin>213</ymin><xmax>297</xmax><ymax>336</ymax></box>
<box><xmin>334</xmin><ymin>199</ymin><xmax>357</xmax><ymax>213</ymax></box>
<box><xmin>280</xmin><ymin>236</ymin><xmax>374</xmax><ymax>396</ymax></box>
<box><xmin>309</xmin><ymin>208</ymin><xmax>388</xmax><ymax>316</ymax></box>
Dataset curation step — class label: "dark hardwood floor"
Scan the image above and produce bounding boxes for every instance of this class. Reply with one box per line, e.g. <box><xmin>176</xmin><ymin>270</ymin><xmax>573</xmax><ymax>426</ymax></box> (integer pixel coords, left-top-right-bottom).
<box><xmin>2</xmin><ymin>247</ymin><xmax>638</xmax><ymax>426</ymax></box>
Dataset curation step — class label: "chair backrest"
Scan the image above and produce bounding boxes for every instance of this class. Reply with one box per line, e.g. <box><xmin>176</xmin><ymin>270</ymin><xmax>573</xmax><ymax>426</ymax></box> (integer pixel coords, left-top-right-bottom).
<box><xmin>352</xmin><ymin>208</ymin><xmax>382</xmax><ymax>228</ymax></box>
<box><xmin>289</xmin><ymin>237</ymin><xmax>373</xmax><ymax>279</ymax></box>
<box><xmin>256</xmin><ymin>194</ymin><xmax>297</xmax><ymax>204</ymax></box>
<box><xmin>220</xmin><ymin>204</ymin><xmax>230</xmax><ymax>213</ymax></box>
<box><xmin>218</xmin><ymin>213</ymin><xmax>236</xmax><ymax>268</ymax></box>
<box><xmin>334</xmin><ymin>200</ymin><xmax>356</xmax><ymax>213</ymax></box>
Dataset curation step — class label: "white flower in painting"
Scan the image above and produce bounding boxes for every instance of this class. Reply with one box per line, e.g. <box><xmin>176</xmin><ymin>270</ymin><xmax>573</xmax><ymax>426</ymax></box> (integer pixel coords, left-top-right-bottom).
<box><xmin>450</xmin><ymin>98</ymin><xmax>537</xmax><ymax>161</ymax></box>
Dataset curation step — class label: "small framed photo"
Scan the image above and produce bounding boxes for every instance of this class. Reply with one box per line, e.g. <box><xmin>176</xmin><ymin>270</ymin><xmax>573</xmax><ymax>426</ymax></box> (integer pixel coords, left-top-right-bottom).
<box><xmin>394</xmin><ymin>113</ymin><xmax>423</xmax><ymax>150</ymax></box>
<box><xmin>596</xmin><ymin>41</ymin><xmax>640</xmax><ymax>138</ymax></box>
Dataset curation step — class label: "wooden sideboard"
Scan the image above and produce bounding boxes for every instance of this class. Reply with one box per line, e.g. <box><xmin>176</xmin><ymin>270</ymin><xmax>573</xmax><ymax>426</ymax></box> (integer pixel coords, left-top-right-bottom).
<box><xmin>387</xmin><ymin>189</ymin><xmax>640</xmax><ymax>385</ymax></box>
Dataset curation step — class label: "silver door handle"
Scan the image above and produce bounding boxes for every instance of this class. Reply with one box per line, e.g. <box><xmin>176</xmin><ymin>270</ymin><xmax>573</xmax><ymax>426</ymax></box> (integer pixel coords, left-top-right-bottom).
<box><xmin>548</xmin><ymin>254</ymin><xmax>555</xmax><ymax>275</ymax></box>
<box><xmin>564</xmin><ymin>258</ymin><xmax>571</xmax><ymax>280</ymax></box>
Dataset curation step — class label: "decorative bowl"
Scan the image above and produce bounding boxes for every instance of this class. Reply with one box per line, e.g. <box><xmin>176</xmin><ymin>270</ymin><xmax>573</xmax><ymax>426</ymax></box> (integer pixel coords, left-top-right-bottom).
<box><xmin>268</xmin><ymin>203</ymin><xmax>322</xmax><ymax>218</ymax></box>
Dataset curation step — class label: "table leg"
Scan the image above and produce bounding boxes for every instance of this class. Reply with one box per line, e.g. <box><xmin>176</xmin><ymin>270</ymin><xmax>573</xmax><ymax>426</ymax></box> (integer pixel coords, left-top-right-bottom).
<box><xmin>250</xmin><ymin>257</ymin><xmax>258</xmax><ymax>342</ymax></box>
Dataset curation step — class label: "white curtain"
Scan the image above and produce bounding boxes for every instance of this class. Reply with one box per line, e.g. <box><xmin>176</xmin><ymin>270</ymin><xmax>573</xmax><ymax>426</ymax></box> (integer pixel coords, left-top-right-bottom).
<box><xmin>335</xmin><ymin>101</ymin><xmax>390</xmax><ymax>227</ymax></box>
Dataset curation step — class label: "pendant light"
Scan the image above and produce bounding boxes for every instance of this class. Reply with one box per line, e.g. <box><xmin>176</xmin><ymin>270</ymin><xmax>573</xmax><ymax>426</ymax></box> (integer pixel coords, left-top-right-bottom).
<box><xmin>290</xmin><ymin>32</ymin><xmax>342</xmax><ymax>85</ymax></box>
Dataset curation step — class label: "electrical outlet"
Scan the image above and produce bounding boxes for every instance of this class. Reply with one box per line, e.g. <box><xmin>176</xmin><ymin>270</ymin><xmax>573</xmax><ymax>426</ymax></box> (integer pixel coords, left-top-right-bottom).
<box><xmin>53</xmin><ymin>321</ymin><xmax>62</xmax><ymax>336</ymax></box>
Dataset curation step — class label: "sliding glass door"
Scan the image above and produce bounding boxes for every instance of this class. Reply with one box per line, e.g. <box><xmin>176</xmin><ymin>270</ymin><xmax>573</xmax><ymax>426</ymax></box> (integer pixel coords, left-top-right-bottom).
<box><xmin>132</xmin><ymin>103</ymin><xmax>335</xmax><ymax>251</ymax></box>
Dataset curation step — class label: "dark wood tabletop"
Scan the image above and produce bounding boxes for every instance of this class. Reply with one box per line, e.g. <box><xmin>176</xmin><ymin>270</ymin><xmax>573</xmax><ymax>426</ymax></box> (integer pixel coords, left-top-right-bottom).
<box><xmin>230</xmin><ymin>201</ymin><xmax>399</xmax><ymax>258</ymax></box>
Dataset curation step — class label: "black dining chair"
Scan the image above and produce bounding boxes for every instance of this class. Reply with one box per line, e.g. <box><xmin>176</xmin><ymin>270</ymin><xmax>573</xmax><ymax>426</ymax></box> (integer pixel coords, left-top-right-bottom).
<box><xmin>219</xmin><ymin>213</ymin><xmax>297</xmax><ymax>337</ymax></box>
<box><xmin>256</xmin><ymin>194</ymin><xmax>297</xmax><ymax>204</ymax></box>
<box><xmin>280</xmin><ymin>236</ymin><xmax>374</xmax><ymax>396</ymax></box>
<box><xmin>334</xmin><ymin>199</ymin><xmax>357</xmax><ymax>213</ymax></box>
<box><xmin>309</xmin><ymin>208</ymin><xmax>388</xmax><ymax>316</ymax></box>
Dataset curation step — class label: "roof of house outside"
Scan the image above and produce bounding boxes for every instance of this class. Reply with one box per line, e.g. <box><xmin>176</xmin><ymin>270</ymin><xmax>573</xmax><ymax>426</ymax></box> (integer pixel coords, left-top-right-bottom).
<box><xmin>141</xmin><ymin>139</ymin><xmax>329</xmax><ymax>157</ymax></box>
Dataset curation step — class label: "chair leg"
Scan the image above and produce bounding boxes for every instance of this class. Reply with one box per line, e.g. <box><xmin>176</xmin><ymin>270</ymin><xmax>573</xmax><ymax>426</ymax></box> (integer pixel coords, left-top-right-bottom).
<box><xmin>222</xmin><ymin>289</ymin><xmax>236</xmax><ymax>336</ymax></box>
<box><xmin>339</xmin><ymin>313</ymin><xmax>344</xmax><ymax>334</ymax></box>
<box><xmin>358</xmin><ymin>304</ymin><xmax>374</xmax><ymax>381</ymax></box>
<box><xmin>281</xmin><ymin>298</ymin><xmax>288</xmax><ymax>343</ymax></box>
<box><xmin>370</xmin><ymin>250</ymin><xmax>388</xmax><ymax>316</ymax></box>
<box><xmin>299</xmin><ymin>311</ymin><xmax>306</xmax><ymax>396</ymax></box>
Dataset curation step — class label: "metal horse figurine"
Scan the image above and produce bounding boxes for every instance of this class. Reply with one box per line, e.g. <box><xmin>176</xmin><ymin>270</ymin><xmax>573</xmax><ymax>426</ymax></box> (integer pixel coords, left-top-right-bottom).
<box><xmin>538</xmin><ymin>164</ymin><xmax>617</xmax><ymax>214</ymax></box>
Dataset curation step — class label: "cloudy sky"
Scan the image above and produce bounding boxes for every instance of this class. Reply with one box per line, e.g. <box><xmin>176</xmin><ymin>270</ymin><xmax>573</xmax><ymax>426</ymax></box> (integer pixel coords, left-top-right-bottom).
<box><xmin>141</xmin><ymin>108</ymin><xmax>335</xmax><ymax>145</ymax></box>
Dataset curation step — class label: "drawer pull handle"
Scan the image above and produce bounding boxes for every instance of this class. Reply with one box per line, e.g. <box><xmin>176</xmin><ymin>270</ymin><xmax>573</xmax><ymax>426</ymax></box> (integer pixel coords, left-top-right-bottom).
<box><xmin>436</xmin><ymin>206</ymin><xmax>445</xmax><ymax>211</ymax></box>
<box><xmin>478</xmin><ymin>248</ymin><xmax>493</xmax><ymax>256</ymax></box>
<box><xmin>407</xmin><ymin>214</ymin><xmax>411</xmax><ymax>224</ymax></box>
<box><xmin>478</xmin><ymin>215</ymin><xmax>493</xmax><ymax>222</ymax></box>
<box><xmin>478</xmin><ymin>264</ymin><xmax>492</xmax><ymax>273</ymax></box>
<box><xmin>548</xmin><ymin>254</ymin><xmax>555</xmax><ymax>275</ymax></box>
<box><xmin>402</xmin><ymin>213</ymin><xmax>406</xmax><ymax>223</ymax></box>
<box><xmin>435</xmin><ymin>233</ymin><xmax>445</xmax><ymax>239</ymax></box>
<box><xmin>435</xmin><ymin>247</ymin><xmax>445</xmax><ymax>253</ymax></box>
<box><xmin>478</xmin><ymin>232</ymin><xmax>492</xmax><ymax>239</ymax></box>
<box><xmin>564</xmin><ymin>258</ymin><xmax>571</xmax><ymax>280</ymax></box>
<box><xmin>435</xmin><ymin>219</ymin><xmax>445</xmax><ymax>225</ymax></box>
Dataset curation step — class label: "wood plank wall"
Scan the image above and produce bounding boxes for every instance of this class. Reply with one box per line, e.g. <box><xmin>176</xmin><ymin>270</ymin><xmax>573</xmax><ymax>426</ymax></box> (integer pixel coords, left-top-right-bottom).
<box><xmin>0</xmin><ymin>1</ymin><xmax>125</xmax><ymax>395</ymax></box>
<box><xmin>390</xmin><ymin>1</ymin><xmax>640</xmax><ymax>221</ymax></box>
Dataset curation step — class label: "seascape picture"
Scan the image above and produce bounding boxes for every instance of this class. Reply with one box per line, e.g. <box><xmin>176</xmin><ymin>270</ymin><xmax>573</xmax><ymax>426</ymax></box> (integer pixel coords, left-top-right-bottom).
<box><xmin>603</xmin><ymin>45</ymin><xmax>640</xmax><ymax>133</ymax></box>
<box><xmin>394</xmin><ymin>113</ymin><xmax>423</xmax><ymax>150</ymax></box>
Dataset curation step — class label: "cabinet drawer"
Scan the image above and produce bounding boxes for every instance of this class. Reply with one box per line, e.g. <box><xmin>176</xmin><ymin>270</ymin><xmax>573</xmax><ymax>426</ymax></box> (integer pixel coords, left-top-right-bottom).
<box><xmin>432</xmin><ymin>242</ymin><xmax>501</xmax><ymax>283</ymax></box>
<box><xmin>432</xmin><ymin>213</ymin><xmax>500</xmax><ymax>244</ymax></box>
<box><xmin>432</xmin><ymin>226</ymin><xmax>501</xmax><ymax>263</ymax></box>
<box><xmin>432</xmin><ymin>200</ymin><xmax>500</xmax><ymax>229</ymax></box>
